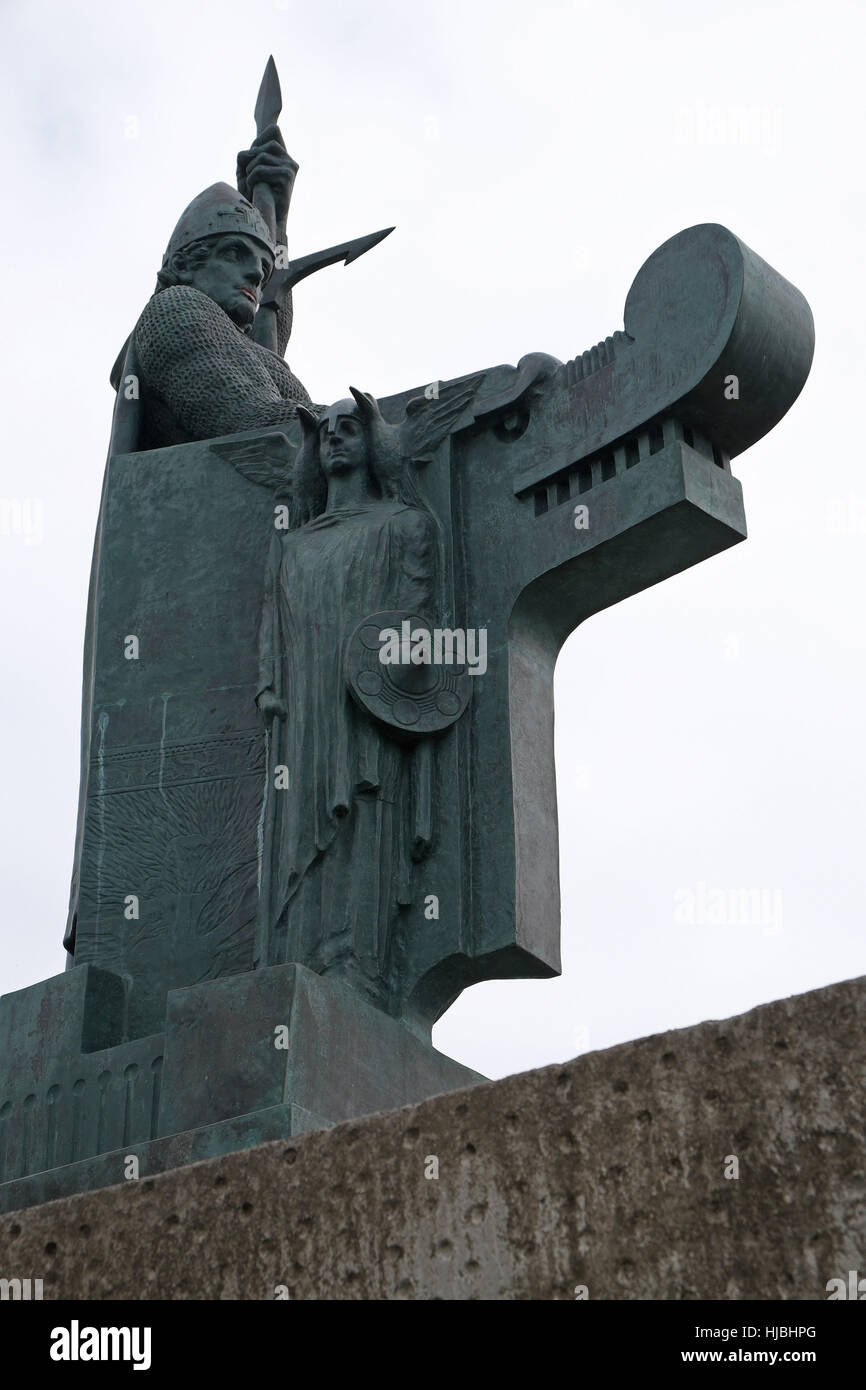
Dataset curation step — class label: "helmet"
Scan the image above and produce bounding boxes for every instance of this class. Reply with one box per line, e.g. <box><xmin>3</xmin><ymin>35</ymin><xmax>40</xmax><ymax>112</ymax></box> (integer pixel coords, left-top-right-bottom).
<box><xmin>161</xmin><ymin>182</ymin><xmax>275</xmax><ymax>266</ymax></box>
<box><xmin>322</xmin><ymin>398</ymin><xmax>360</xmax><ymax>431</ymax></box>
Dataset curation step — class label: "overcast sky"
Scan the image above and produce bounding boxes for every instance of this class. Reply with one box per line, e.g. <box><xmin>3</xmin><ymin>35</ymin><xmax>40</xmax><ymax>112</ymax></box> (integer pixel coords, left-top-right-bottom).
<box><xmin>0</xmin><ymin>0</ymin><xmax>863</xmax><ymax>1081</ymax></box>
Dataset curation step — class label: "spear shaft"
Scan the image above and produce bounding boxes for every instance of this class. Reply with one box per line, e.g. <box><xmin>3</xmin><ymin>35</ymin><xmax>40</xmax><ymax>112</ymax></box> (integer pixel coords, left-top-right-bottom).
<box><xmin>252</xmin><ymin>55</ymin><xmax>283</xmax><ymax>244</ymax></box>
<box><xmin>248</xmin><ymin>58</ymin><xmax>395</xmax><ymax>354</ymax></box>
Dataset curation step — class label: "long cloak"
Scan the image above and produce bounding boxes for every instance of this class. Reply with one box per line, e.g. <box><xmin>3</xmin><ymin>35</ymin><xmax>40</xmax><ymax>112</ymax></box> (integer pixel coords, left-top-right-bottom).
<box><xmin>258</xmin><ymin>499</ymin><xmax>438</xmax><ymax>1005</ymax></box>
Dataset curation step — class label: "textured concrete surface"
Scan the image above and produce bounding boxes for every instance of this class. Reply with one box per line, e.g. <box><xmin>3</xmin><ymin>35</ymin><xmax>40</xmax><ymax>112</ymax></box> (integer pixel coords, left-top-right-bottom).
<box><xmin>1</xmin><ymin>975</ymin><xmax>862</xmax><ymax>1300</ymax></box>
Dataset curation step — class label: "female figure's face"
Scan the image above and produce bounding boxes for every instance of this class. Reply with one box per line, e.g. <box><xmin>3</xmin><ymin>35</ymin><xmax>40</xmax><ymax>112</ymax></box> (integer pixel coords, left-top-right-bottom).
<box><xmin>319</xmin><ymin>414</ymin><xmax>368</xmax><ymax>477</ymax></box>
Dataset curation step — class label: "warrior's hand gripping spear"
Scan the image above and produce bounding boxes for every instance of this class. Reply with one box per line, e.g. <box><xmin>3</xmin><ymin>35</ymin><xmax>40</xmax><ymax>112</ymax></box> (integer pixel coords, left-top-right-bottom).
<box><xmin>239</xmin><ymin>56</ymin><xmax>393</xmax><ymax>355</ymax></box>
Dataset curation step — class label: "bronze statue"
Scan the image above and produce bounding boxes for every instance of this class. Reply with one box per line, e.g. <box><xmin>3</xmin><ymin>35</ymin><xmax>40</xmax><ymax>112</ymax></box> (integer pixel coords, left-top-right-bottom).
<box><xmin>0</xmin><ymin>56</ymin><xmax>815</xmax><ymax>1215</ymax></box>
<box><xmin>256</xmin><ymin>390</ymin><xmax>442</xmax><ymax>1006</ymax></box>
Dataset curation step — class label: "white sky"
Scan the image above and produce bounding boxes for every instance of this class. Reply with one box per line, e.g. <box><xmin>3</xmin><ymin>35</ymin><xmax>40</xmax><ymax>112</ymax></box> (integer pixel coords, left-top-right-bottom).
<box><xmin>0</xmin><ymin>0</ymin><xmax>863</xmax><ymax>1081</ymax></box>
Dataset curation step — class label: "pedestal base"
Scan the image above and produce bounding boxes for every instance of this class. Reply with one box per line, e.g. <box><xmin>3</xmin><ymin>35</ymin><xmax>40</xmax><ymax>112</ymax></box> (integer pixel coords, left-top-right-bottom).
<box><xmin>0</xmin><ymin>963</ymin><xmax>484</xmax><ymax>1213</ymax></box>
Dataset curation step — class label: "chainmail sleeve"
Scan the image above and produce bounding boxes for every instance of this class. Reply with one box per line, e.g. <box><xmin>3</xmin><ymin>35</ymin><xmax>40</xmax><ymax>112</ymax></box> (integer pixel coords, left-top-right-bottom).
<box><xmin>134</xmin><ymin>286</ymin><xmax>316</xmax><ymax>442</ymax></box>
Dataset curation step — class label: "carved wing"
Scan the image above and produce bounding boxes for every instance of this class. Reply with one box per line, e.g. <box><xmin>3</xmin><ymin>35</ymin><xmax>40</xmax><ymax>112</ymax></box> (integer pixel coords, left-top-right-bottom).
<box><xmin>209</xmin><ymin>431</ymin><xmax>296</xmax><ymax>493</ymax></box>
<box><xmin>400</xmin><ymin>373</ymin><xmax>486</xmax><ymax>464</ymax></box>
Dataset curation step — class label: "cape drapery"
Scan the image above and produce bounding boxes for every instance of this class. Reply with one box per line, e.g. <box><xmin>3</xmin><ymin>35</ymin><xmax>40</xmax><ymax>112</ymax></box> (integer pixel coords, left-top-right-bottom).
<box><xmin>258</xmin><ymin>500</ymin><xmax>438</xmax><ymax>1006</ymax></box>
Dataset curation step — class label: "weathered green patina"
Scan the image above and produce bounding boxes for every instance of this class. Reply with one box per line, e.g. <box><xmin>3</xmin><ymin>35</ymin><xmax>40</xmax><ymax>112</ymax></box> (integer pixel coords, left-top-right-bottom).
<box><xmin>0</xmin><ymin>60</ymin><xmax>813</xmax><ymax>1213</ymax></box>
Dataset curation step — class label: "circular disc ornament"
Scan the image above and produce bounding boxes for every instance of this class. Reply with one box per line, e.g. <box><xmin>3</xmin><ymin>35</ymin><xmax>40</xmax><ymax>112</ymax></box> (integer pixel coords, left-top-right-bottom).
<box><xmin>346</xmin><ymin>610</ymin><xmax>473</xmax><ymax>737</ymax></box>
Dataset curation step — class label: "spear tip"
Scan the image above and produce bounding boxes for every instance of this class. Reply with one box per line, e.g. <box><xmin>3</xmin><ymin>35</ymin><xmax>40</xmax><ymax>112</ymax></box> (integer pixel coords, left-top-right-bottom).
<box><xmin>254</xmin><ymin>55</ymin><xmax>283</xmax><ymax>134</ymax></box>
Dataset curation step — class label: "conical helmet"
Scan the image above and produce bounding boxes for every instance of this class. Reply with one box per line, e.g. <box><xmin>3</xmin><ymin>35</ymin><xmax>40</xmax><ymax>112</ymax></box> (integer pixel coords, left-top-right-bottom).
<box><xmin>161</xmin><ymin>182</ymin><xmax>275</xmax><ymax>267</ymax></box>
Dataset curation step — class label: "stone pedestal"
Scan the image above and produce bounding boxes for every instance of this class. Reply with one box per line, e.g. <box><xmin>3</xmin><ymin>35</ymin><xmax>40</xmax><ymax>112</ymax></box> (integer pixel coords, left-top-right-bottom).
<box><xmin>2</xmin><ymin>975</ymin><xmax>862</xmax><ymax>1299</ymax></box>
<box><xmin>0</xmin><ymin>963</ymin><xmax>483</xmax><ymax>1214</ymax></box>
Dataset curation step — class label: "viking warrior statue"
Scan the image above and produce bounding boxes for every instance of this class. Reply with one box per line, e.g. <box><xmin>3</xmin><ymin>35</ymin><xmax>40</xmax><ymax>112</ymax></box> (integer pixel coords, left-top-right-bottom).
<box><xmin>63</xmin><ymin>82</ymin><xmax>394</xmax><ymax>958</ymax></box>
<box><xmin>110</xmin><ymin>124</ymin><xmax>318</xmax><ymax>455</ymax></box>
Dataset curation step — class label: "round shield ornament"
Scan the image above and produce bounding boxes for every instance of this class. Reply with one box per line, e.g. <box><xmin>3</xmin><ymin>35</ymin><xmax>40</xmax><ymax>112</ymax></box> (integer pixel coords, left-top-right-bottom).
<box><xmin>346</xmin><ymin>610</ymin><xmax>473</xmax><ymax>737</ymax></box>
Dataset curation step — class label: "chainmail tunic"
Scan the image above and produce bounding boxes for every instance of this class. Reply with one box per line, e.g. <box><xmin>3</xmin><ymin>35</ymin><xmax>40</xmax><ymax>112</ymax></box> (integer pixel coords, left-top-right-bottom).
<box><xmin>134</xmin><ymin>285</ymin><xmax>319</xmax><ymax>447</ymax></box>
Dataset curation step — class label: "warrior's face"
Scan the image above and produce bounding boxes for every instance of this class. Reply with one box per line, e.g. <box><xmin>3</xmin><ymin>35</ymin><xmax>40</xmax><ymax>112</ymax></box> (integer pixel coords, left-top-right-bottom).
<box><xmin>187</xmin><ymin>234</ymin><xmax>273</xmax><ymax>329</ymax></box>
<box><xmin>318</xmin><ymin>410</ymin><xmax>368</xmax><ymax>478</ymax></box>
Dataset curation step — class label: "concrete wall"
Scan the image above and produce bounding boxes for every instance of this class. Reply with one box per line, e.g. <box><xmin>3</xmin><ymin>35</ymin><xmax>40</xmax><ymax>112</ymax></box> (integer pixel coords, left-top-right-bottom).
<box><xmin>1</xmin><ymin>975</ymin><xmax>862</xmax><ymax>1299</ymax></box>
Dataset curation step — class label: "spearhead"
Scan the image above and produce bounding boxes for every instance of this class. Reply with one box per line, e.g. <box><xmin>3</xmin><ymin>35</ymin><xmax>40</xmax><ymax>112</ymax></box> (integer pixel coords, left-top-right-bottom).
<box><xmin>254</xmin><ymin>55</ymin><xmax>282</xmax><ymax>136</ymax></box>
<box><xmin>259</xmin><ymin>227</ymin><xmax>396</xmax><ymax>312</ymax></box>
<box><xmin>250</xmin><ymin>57</ymin><xmax>283</xmax><ymax>244</ymax></box>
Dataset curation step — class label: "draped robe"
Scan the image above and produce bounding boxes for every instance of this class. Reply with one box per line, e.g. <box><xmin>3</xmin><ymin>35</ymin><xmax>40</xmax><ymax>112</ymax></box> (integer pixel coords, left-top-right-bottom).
<box><xmin>258</xmin><ymin>498</ymin><xmax>438</xmax><ymax>1007</ymax></box>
